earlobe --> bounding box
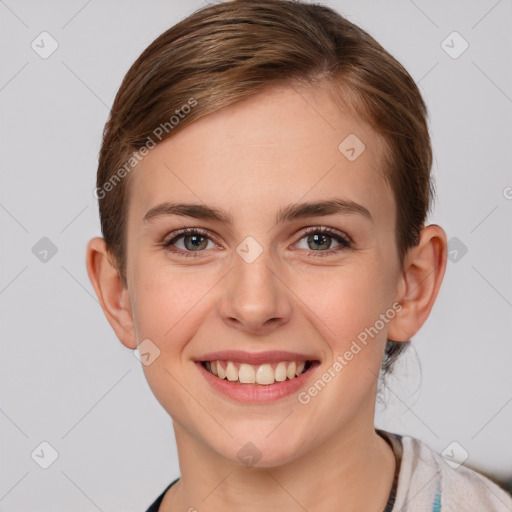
[85,237,137,349]
[387,224,447,342]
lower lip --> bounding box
[196,361,318,403]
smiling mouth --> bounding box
[200,359,318,385]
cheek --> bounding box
[293,262,391,345]
[130,255,219,348]
[131,263,218,409]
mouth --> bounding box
[197,352,320,386]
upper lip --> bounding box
[197,350,318,365]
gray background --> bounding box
[1,0,511,510]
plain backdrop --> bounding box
[1,0,511,510]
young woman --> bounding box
[86,1,512,510]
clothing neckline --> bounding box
[145,429,403,512]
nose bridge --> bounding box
[218,239,291,333]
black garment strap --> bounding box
[145,477,179,512]
[376,429,404,512]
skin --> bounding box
[86,83,447,511]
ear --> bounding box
[85,237,137,349]
[387,224,447,342]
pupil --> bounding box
[309,234,330,250]
[185,235,206,251]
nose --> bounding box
[217,249,292,336]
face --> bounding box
[124,83,403,466]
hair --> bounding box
[96,0,435,376]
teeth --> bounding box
[217,362,226,380]
[239,363,256,383]
[256,364,274,385]
[275,362,287,382]
[226,362,238,381]
[204,360,311,385]
[286,362,296,380]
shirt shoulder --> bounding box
[392,432,512,512]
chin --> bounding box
[215,434,308,469]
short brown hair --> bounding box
[96,0,434,374]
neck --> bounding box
[161,420,396,512]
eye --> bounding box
[162,228,217,258]
[294,227,352,257]
[161,226,352,258]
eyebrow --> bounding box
[142,198,374,225]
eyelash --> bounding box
[161,226,352,259]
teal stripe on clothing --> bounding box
[432,486,442,512]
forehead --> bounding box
[128,84,393,228]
